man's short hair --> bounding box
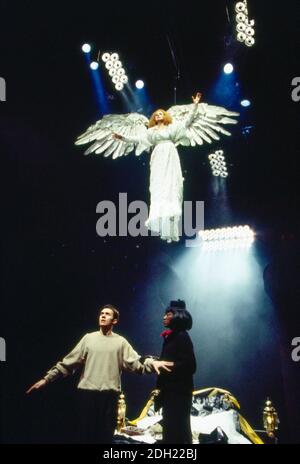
[165,299,193,331]
[99,304,119,321]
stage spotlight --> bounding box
[236,12,246,22]
[237,23,246,33]
[235,1,246,12]
[105,60,114,70]
[245,26,255,36]
[224,63,234,74]
[135,80,145,89]
[241,99,251,107]
[102,53,111,62]
[90,61,99,70]
[111,53,119,61]
[120,75,128,84]
[115,82,124,91]
[245,36,255,47]
[82,43,91,53]
[109,68,116,77]
[114,60,122,69]
[112,75,120,84]
[237,32,247,42]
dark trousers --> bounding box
[78,389,119,444]
[161,390,193,444]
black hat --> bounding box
[169,299,186,310]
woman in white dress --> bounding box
[76,93,238,243]
[114,93,202,242]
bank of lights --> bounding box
[199,226,255,251]
[235,1,255,47]
[101,52,128,92]
[208,150,228,178]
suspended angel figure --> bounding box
[76,93,239,242]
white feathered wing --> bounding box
[75,113,150,159]
[167,102,239,147]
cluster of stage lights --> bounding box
[235,1,255,47]
[208,150,228,178]
[101,52,128,91]
[199,226,255,251]
[81,45,128,91]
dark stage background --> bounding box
[1,0,300,443]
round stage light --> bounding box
[112,75,120,84]
[245,36,255,47]
[90,61,99,70]
[114,60,122,69]
[247,18,255,27]
[237,32,246,42]
[236,13,246,22]
[246,26,255,36]
[235,2,246,13]
[241,99,251,107]
[111,53,119,61]
[102,53,111,62]
[237,22,246,33]
[105,60,113,70]
[115,82,124,91]
[117,68,125,76]
[82,43,91,53]
[120,75,128,84]
[224,63,234,74]
[109,68,116,77]
[135,80,145,89]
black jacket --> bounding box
[157,330,196,393]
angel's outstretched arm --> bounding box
[168,95,239,147]
[113,132,151,146]
[184,92,202,128]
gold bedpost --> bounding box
[117,392,127,433]
[263,398,279,439]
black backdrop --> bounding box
[1,0,300,443]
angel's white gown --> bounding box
[145,126,185,242]
[127,105,198,242]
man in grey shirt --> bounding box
[27,304,173,443]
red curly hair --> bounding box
[148,109,173,128]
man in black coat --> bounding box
[156,299,197,444]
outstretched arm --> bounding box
[113,132,151,146]
[122,341,173,375]
[184,92,202,128]
[26,378,48,394]
[151,359,174,374]
[26,335,87,393]
[192,92,202,104]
